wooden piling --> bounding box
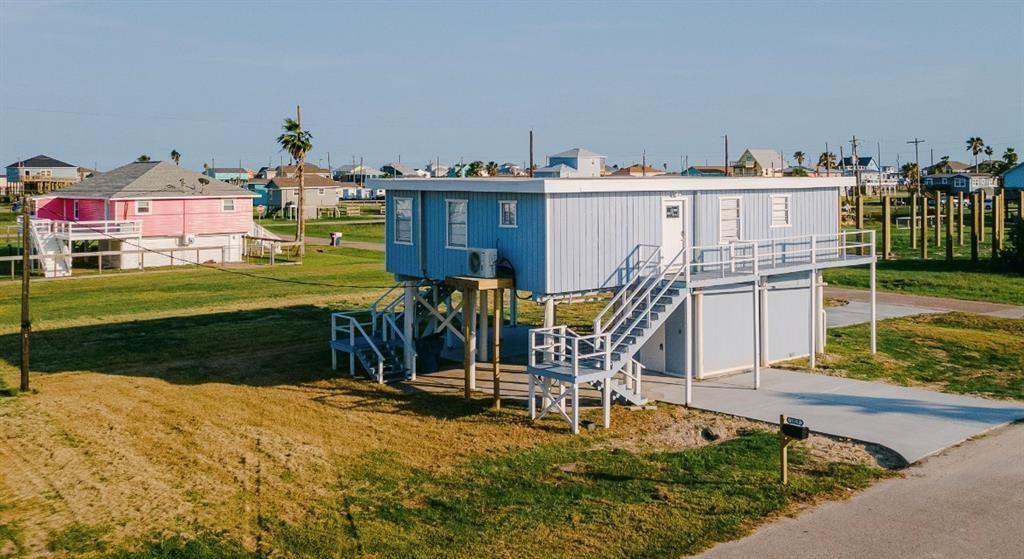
[971,191,980,264]
[910,192,918,249]
[945,193,954,262]
[921,192,929,259]
[957,192,965,246]
[882,194,891,260]
[492,288,502,410]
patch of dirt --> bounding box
[600,405,904,469]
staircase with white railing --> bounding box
[528,230,876,432]
[26,219,72,278]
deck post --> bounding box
[752,280,760,390]
[571,382,580,435]
[945,194,955,262]
[958,192,965,246]
[870,259,877,355]
[693,289,704,380]
[934,191,942,248]
[602,375,611,429]
[542,298,556,409]
[492,288,502,410]
[759,279,769,367]
[971,191,980,263]
[910,192,918,249]
[478,290,489,362]
[404,283,416,373]
[527,371,535,419]
[462,287,476,399]
[979,191,986,242]
[921,191,929,259]
[684,294,693,406]
[510,288,518,326]
[817,273,827,351]
[808,270,816,369]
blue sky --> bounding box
[2,1,1022,172]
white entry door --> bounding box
[661,198,687,264]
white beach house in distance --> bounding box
[333,148,877,433]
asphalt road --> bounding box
[699,422,1024,558]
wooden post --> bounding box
[920,192,929,259]
[945,193,954,262]
[957,192,965,246]
[779,414,789,486]
[971,191,980,264]
[20,193,31,392]
[462,288,475,400]
[478,290,489,362]
[1019,191,1023,219]
[910,192,918,249]
[934,191,942,248]
[492,288,502,410]
[979,191,986,242]
[882,194,891,260]
[992,191,1001,259]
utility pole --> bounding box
[723,135,729,176]
[20,178,31,392]
[528,129,534,177]
[907,138,925,250]
[296,104,305,255]
[642,149,646,177]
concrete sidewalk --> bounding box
[699,422,1024,559]
[645,368,1024,464]
[827,286,1024,319]
[826,300,939,328]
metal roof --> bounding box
[50,161,255,199]
[550,147,605,159]
[369,175,855,194]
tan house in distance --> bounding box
[266,174,343,217]
[732,149,785,177]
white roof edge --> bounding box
[367,176,855,194]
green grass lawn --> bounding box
[263,221,385,244]
[0,243,891,557]
[808,312,1024,400]
[825,195,1024,305]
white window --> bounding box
[446,199,468,249]
[770,195,790,227]
[317,188,325,196]
[499,200,517,228]
[719,197,741,243]
[222,198,235,212]
[135,200,151,214]
[73,200,80,220]
[394,197,413,245]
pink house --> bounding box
[33,161,256,275]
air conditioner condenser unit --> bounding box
[466,248,498,278]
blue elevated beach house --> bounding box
[332,148,877,433]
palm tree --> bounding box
[965,136,985,169]
[817,151,836,173]
[170,150,181,166]
[900,162,920,186]
[466,161,484,177]
[136,154,151,162]
[277,114,313,251]
[485,161,499,177]
[1004,147,1018,168]
[793,151,806,167]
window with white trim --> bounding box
[770,195,790,227]
[394,197,413,245]
[499,200,517,228]
[446,199,468,248]
[73,200,80,220]
[222,198,235,212]
[135,200,151,214]
[719,197,741,242]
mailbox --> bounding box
[782,422,809,440]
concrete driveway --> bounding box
[645,369,1024,464]
[826,301,940,328]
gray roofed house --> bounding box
[536,147,606,178]
[732,149,785,177]
[5,155,77,169]
[54,161,256,199]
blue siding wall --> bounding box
[385,190,547,293]
[546,192,692,295]
[388,185,839,297]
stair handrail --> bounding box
[593,244,662,336]
[331,311,386,364]
[607,246,691,356]
[381,311,417,378]
[528,325,611,374]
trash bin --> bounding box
[416,333,445,374]
[330,232,343,246]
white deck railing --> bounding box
[536,229,875,379]
[51,220,142,239]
